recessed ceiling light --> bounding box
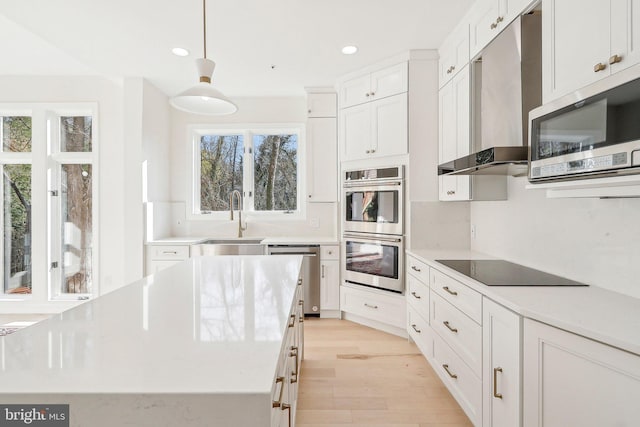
[342,45,358,55]
[172,47,190,57]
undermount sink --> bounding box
[199,238,264,245]
[191,238,266,256]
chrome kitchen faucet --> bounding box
[229,190,247,238]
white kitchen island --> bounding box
[0,255,304,427]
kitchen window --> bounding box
[189,125,304,219]
[0,105,97,302]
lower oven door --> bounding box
[343,233,404,293]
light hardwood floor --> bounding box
[297,318,473,427]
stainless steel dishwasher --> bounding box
[267,245,320,316]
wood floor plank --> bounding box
[297,318,472,426]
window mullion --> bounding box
[244,131,254,211]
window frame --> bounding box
[0,103,99,306]
[187,123,306,221]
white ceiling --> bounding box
[0,0,474,97]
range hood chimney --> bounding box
[438,12,542,176]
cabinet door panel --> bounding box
[611,0,640,74]
[483,298,521,427]
[371,93,408,158]
[340,75,370,108]
[307,118,337,202]
[320,260,340,311]
[523,319,640,427]
[340,104,370,161]
[543,0,610,101]
[370,62,408,100]
[307,93,336,118]
[470,0,500,58]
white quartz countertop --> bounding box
[407,249,640,356]
[261,237,339,245]
[0,255,303,394]
[147,237,339,246]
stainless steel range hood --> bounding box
[438,12,541,176]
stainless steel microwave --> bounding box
[529,65,640,183]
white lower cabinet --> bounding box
[320,245,340,316]
[432,332,483,426]
[341,284,406,330]
[407,305,432,357]
[483,298,521,427]
[523,319,640,427]
[145,245,190,275]
[271,281,304,427]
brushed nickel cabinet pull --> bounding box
[496,16,504,23]
[161,251,178,255]
[321,264,325,278]
[370,149,376,153]
[272,376,285,408]
[443,364,458,379]
[493,367,503,399]
[609,54,623,64]
[594,62,607,72]
[364,303,379,309]
[288,314,295,328]
[366,149,371,154]
[411,291,421,299]
[443,320,458,333]
[443,286,458,296]
[411,265,421,272]
[490,21,498,29]
[411,324,421,333]
[366,92,371,97]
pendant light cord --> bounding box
[202,0,207,59]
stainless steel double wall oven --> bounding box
[343,166,404,294]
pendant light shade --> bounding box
[170,0,237,115]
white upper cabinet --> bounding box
[543,0,640,103]
[340,92,407,162]
[438,65,471,201]
[307,92,337,118]
[439,19,470,88]
[339,62,408,109]
[306,117,337,202]
[470,0,535,58]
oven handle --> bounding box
[343,233,402,244]
[343,180,402,188]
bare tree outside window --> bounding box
[1,116,32,294]
[200,135,244,211]
[254,134,297,211]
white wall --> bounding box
[471,176,640,298]
[0,76,130,311]
[168,97,337,239]
[123,78,171,281]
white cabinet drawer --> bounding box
[148,245,190,260]
[432,332,482,426]
[320,245,339,260]
[431,291,482,376]
[430,268,482,324]
[406,254,429,283]
[407,305,432,358]
[406,274,430,318]
[341,285,406,329]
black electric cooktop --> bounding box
[435,260,588,287]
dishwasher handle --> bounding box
[269,252,317,257]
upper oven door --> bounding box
[343,182,403,235]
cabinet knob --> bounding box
[370,91,375,96]
[308,109,311,114]
[496,15,504,23]
[594,62,607,72]
[366,92,371,97]
[370,149,376,153]
[366,149,371,154]
[609,54,623,65]
[308,194,312,198]
[328,250,332,255]
[490,21,498,30]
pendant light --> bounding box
[170,0,237,115]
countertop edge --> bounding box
[407,249,640,357]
